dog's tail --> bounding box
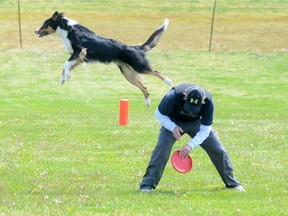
[137,18,169,52]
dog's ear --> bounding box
[59,12,64,18]
[52,11,59,20]
[52,11,64,20]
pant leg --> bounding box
[200,129,240,187]
[140,126,176,189]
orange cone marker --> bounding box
[119,99,129,126]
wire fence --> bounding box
[16,0,216,51]
[2,0,288,51]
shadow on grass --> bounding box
[132,187,225,196]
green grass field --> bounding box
[0,0,287,215]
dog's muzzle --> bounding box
[35,28,48,37]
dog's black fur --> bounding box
[35,11,173,107]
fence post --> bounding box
[18,0,22,48]
[209,0,217,51]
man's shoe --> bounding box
[140,186,153,192]
[226,185,245,192]
[235,185,245,192]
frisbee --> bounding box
[171,150,192,174]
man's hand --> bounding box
[173,126,183,140]
[179,144,192,158]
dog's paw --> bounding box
[60,73,71,85]
[64,72,71,81]
[164,78,173,86]
[145,97,151,108]
[60,76,66,85]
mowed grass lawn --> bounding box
[0,0,287,215]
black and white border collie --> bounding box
[35,11,173,107]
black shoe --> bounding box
[226,185,245,192]
[140,186,153,192]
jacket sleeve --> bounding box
[188,124,212,149]
[155,108,177,132]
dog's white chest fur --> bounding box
[55,27,73,54]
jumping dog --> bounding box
[35,11,173,107]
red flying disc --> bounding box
[171,150,192,174]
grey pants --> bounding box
[140,120,240,189]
